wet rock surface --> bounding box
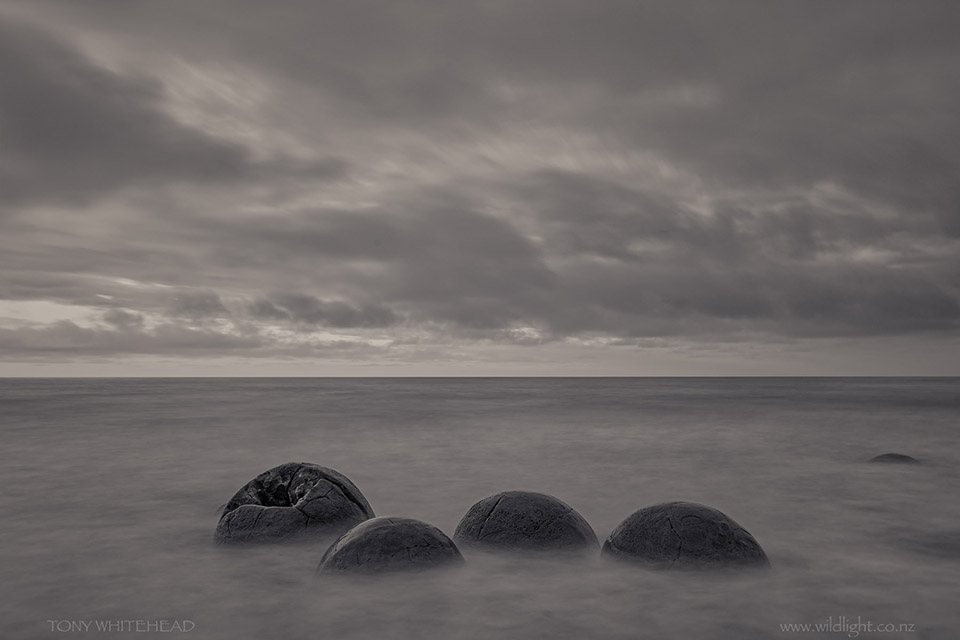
[869,453,920,464]
[215,462,374,544]
[602,501,769,570]
[453,491,599,552]
[317,517,464,575]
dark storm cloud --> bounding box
[168,290,229,319]
[254,294,400,329]
[52,0,955,230]
[247,299,289,321]
[199,196,557,329]
[20,1,959,211]
[101,309,144,331]
[506,170,959,338]
[1,1,959,365]
[0,19,239,208]
[0,17,346,211]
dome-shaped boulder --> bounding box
[602,501,769,570]
[317,517,464,575]
[453,491,598,553]
[869,453,920,464]
[215,462,374,544]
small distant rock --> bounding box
[317,517,464,575]
[453,491,598,552]
[868,453,920,464]
[215,462,374,544]
[602,501,769,570]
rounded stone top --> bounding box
[317,517,464,575]
[453,490,599,553]
[215,462,374,544]
[868,453,920,464]
[602,501,769,570]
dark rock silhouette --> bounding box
[317,517,464,575]
[602,501,769,570]
[215,462,374,544]
[869,453,920,464]
[453,491,598,552]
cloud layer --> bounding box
[1,1,958,372]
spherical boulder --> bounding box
[869,453,920,464]
[317,517,464,575]
[602,501,769,570]
[215,462,374,544]
[453,491,598,553]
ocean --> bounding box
[1,378,958,639]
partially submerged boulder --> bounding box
[869,453,920,464]
[602,501,769,570]
[215,462,374,544]
[317,517,464,575]
[453,491,598,553]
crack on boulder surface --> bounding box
[319,518,463,575]
[667,517,683,568]
[299,484,339,514]
[284,464,305,506]
[526,506,573,536]
[318,472,371,517]
[217,463,373,544]
[532,511,569,539]
[603,502,769,570]
[248,507,266,541]
[477,495,507,540]
[389,542,436,560]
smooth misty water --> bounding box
[1,378,958,639]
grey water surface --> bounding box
[2,378,958,639]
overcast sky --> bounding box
[1,1,958,375]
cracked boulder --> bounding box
[453,491,599,553]
[215,462,374,544]
[602,502,769,570]
[869,453,920,464]
[317,517,464,575]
